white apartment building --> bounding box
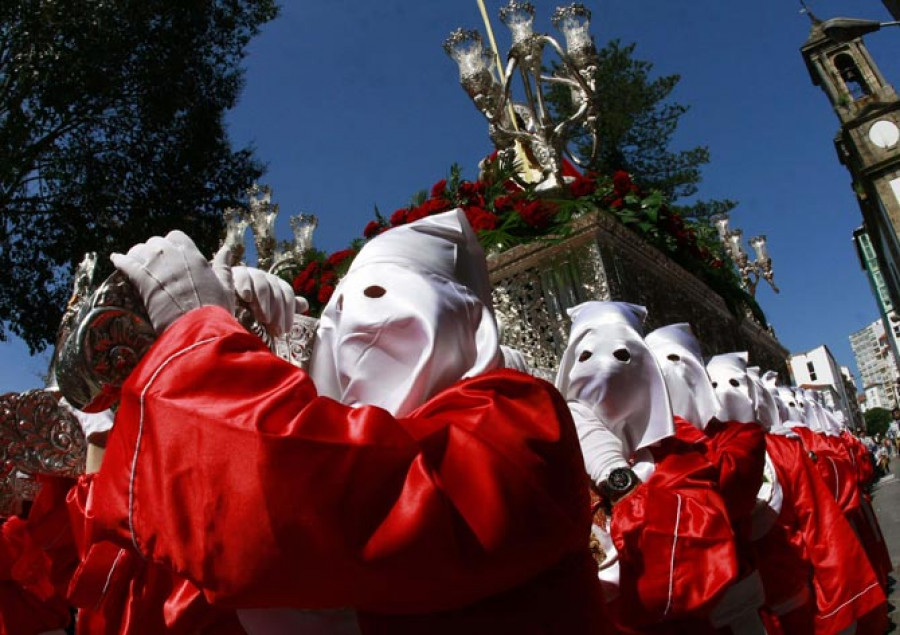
[850,319,900,411]
[789,345,857,425]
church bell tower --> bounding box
[802,17,900,308]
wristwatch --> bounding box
[600,467,640,503]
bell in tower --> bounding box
[801,11,900,311]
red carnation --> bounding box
[405,207,430,223]
[320,269,337,285]
[390,208,409,226]
[612,170,633,196]
[608,198,624,210]
[464,206,499,232]
[493,195,516,212]
[431,179,447,199]
[517,200,557,229]
[327,249,356,267]
[459,181,486,207]
[363,220,382,239]
[293,261,320,296]
[569,174,596,198]
[415,197,451,219]
[318,284,335,305]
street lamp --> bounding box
[709,213,780,297]
[821,17,900,43]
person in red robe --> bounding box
[75,211,607,634]
[751,377,888,633]
[555,302,739,633]
[645,328,770,634]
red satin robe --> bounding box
[673,417,776,634]
[0,514,71,635]
[675,418,766,547]
[84,306,607,634]
[756,434,886,634]
[604,431,740,633]
[791,426,890,589]
[66,474,247,635]
[827,434,892,589]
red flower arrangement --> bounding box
[291,246,359,316]
[287,158,743,319]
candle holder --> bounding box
[709,213,779,297]
[444,2,600,191]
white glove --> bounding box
[233,266,308,336]
[61,397,114,443]
[568,401,629,487]
[111,230,235,334]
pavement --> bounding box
[871,457,900,627]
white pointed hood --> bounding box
[309,209,501,416]
[776,387,807,427]
[747,367,779,431]
[645,323,720,430]
[556,301,674,460]
[706,352,757,425]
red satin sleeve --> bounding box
[703,419,766,533]
[611,440,738,626]
[67,474,247,635]
[764,435,885,632]
[90,306,590,614]
[846,435,874,488]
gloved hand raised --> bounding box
[568,401,630,488]
[111,230,235,334]
[232,266,308,336]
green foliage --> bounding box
[0,0,278,352]
[864,407,893,437]
[546,40,735,222]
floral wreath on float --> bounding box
[289,155,763,325]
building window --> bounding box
[834,53,871,100]
[807,360,817,381]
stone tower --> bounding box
[802,17,900,308]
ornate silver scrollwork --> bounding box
[55,271,157,412]
[274,314,319,370]
[0,390,86,478]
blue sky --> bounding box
[2,0,900,393]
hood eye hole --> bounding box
[729,378,739,388]
[578,350,592,362]
[336,294,344,311]
[667,353,680,362]
[711,381,718,388]
[613,348,631,363]
[789,402,796,407]
[364,285,386,298]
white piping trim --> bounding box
[97,548,127,608]
[128,336,221,552]
[816,581,880,620]
[827,457,840,501]
[663,493,683,617]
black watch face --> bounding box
[608,468,634,492]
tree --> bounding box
[547,40,735,222]
[1,0,278,352]
[863,407,892,437]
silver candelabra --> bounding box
[444,2,600,191]
[710,213,779,297]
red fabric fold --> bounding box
[759,434,886,634]
[86,306,604,631]
[606,435,739,631]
